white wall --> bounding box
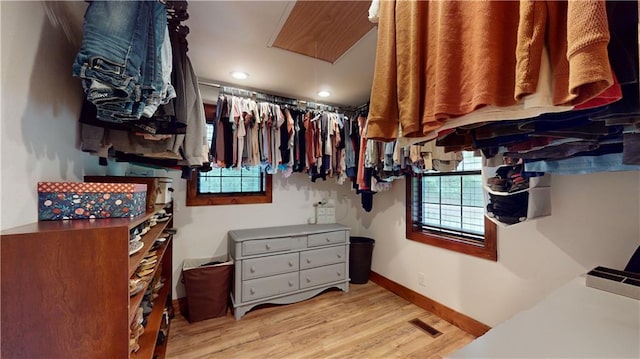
[341,171,640,327]
[3,1,639,329]
[165,162,639,327]
[0,1,103,230]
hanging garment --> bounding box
[396,45,575,149]
[73,1,168,122]
[178,55,209,167]
[367,1,521,141]
[524,151,640,174]
[247,100,261,166]
[304,111,316,171]
[368,1,614,143]
[516,0,613,106]
[368,0,380,23]
[171,23,191,128]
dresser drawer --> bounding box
[242,272,299,302]
[307,231,347,247]
[243,253,299,280]
[242,236,304,256]
[300,263,346,289]
[300,246,346,270]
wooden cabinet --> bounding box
[1,205,174,359]
[228,224,350,320]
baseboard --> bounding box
[173,298,186,316]
[369,271,491,337]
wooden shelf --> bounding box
[129,220,170,278]
[152,324,171,359]
[131,280,172,359]
[128,238,172,326]
[1,205,174,359]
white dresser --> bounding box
[228,224,350,320]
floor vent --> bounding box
[409,318,443,338]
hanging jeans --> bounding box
[72,0,166,122]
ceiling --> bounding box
[271,1,375,64]
[54,1,378,109]
[186,1,377,108]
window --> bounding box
[406,151,497,261]
[198,166,265,193]
[186,118,272,206]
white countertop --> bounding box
[448,276,640,358]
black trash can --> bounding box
[349,237,375,284]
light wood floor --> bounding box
[166,282,475,358]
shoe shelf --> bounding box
[0,204,174,359]
[483,172,551,196]
[129,205,174,359]
[128,235,172,326]
[152,323,171,359]
[131,272,172,359]
[483,163,552,227]
[128,219,170,278]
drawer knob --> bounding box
[250,288,255,295]
[337,272,341,277]
[250,266,256,273]
[289,261,294,266]
[306,258,311,264]
[325,237,331,242]
[306,277,311,283]
[266,244,271,250]
[337,253,342,258]
[288,280,294,287]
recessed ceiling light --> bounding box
[317,90,331,98]
[230,71,249,80]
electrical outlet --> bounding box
[418,272,426,287]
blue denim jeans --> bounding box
[140,1,167,111]
[73,1,166,122]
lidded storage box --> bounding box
[84,176,173,211]
[37,181,147,220]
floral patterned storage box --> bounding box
[38,182,147,220]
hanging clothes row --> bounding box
[209,94,355,183]
[75,0,210,178]
[367,1,613,141]
[360,0,640,181]
[357,0,640,217]
[365,0,640,175]
[205,94,406,212]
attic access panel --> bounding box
[271,1,375,64]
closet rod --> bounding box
[197,79,343,113]
[355,102,369,111]
[198,80,221,89]
[198,80,287,101]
